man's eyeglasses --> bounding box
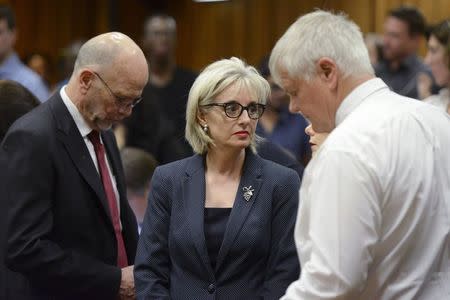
[201,102,266,120]
[92,71,142,109]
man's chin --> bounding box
[94,120,114,131]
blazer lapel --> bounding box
[50,95,112,223]
[215,150,263,272]
[182,155,215,278]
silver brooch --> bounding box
[242,186,254,201]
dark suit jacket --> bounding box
[0,93,138,300]
[134,150,300,300]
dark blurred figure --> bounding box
[375,5,435,99]
[121,147,158,234]
[0,80,40,141]
[0,80,39,300]
[0,5,49,101]
[256,56,311,165]
[124,13,197,162]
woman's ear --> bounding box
[197,109,207,126]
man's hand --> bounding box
[119,265,135,300]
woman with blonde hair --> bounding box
[134,57,300,299]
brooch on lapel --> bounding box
[242,186,254,201]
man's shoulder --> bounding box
[8,100,53,133]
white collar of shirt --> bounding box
[335,78,388,126]
[60,85,93,138]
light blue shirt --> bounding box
[0,52,50,102]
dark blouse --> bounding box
[204,208,232,270]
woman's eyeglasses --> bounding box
[201,102,265,120]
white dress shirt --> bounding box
[283,78,450,300]
[60,87,121,217]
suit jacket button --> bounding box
[207,283,215,294]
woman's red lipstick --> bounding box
[234,131,249,136]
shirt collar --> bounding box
[335,78,388,126]
[60,86,93,138]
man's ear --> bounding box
[316,57,338,89]
[78,70,94,94]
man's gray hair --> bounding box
[269,10,374,84]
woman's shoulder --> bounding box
[154,154,203,177]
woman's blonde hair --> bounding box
[185,57,270,154]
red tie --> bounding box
[88,130,128,268]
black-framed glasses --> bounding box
[201,101,266,120]
[92,71,142,109]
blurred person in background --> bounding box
[24,52,52,90]
[124,13,197,162]
[256,56,311,165]
[0,5,50,101]
[121,147,158,234]
[375,5,434,99]
[420,19,450,113]
[304,124,329,158]
[0,80,40,142]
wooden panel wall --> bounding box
[2,0,449,83]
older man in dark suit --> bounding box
[1,32,148,300]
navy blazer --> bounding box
[0,93,138,300]
[134,150,300,300]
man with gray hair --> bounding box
[1,32,148,299]
[270,10,450,299]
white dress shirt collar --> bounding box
[60,86,93,137]
[335,78,388,126]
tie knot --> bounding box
[87,130,101,147]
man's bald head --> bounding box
[66,32,148,132]
[73,32,146,74]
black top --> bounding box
[124,67,197,163]
[204,208,232,270]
